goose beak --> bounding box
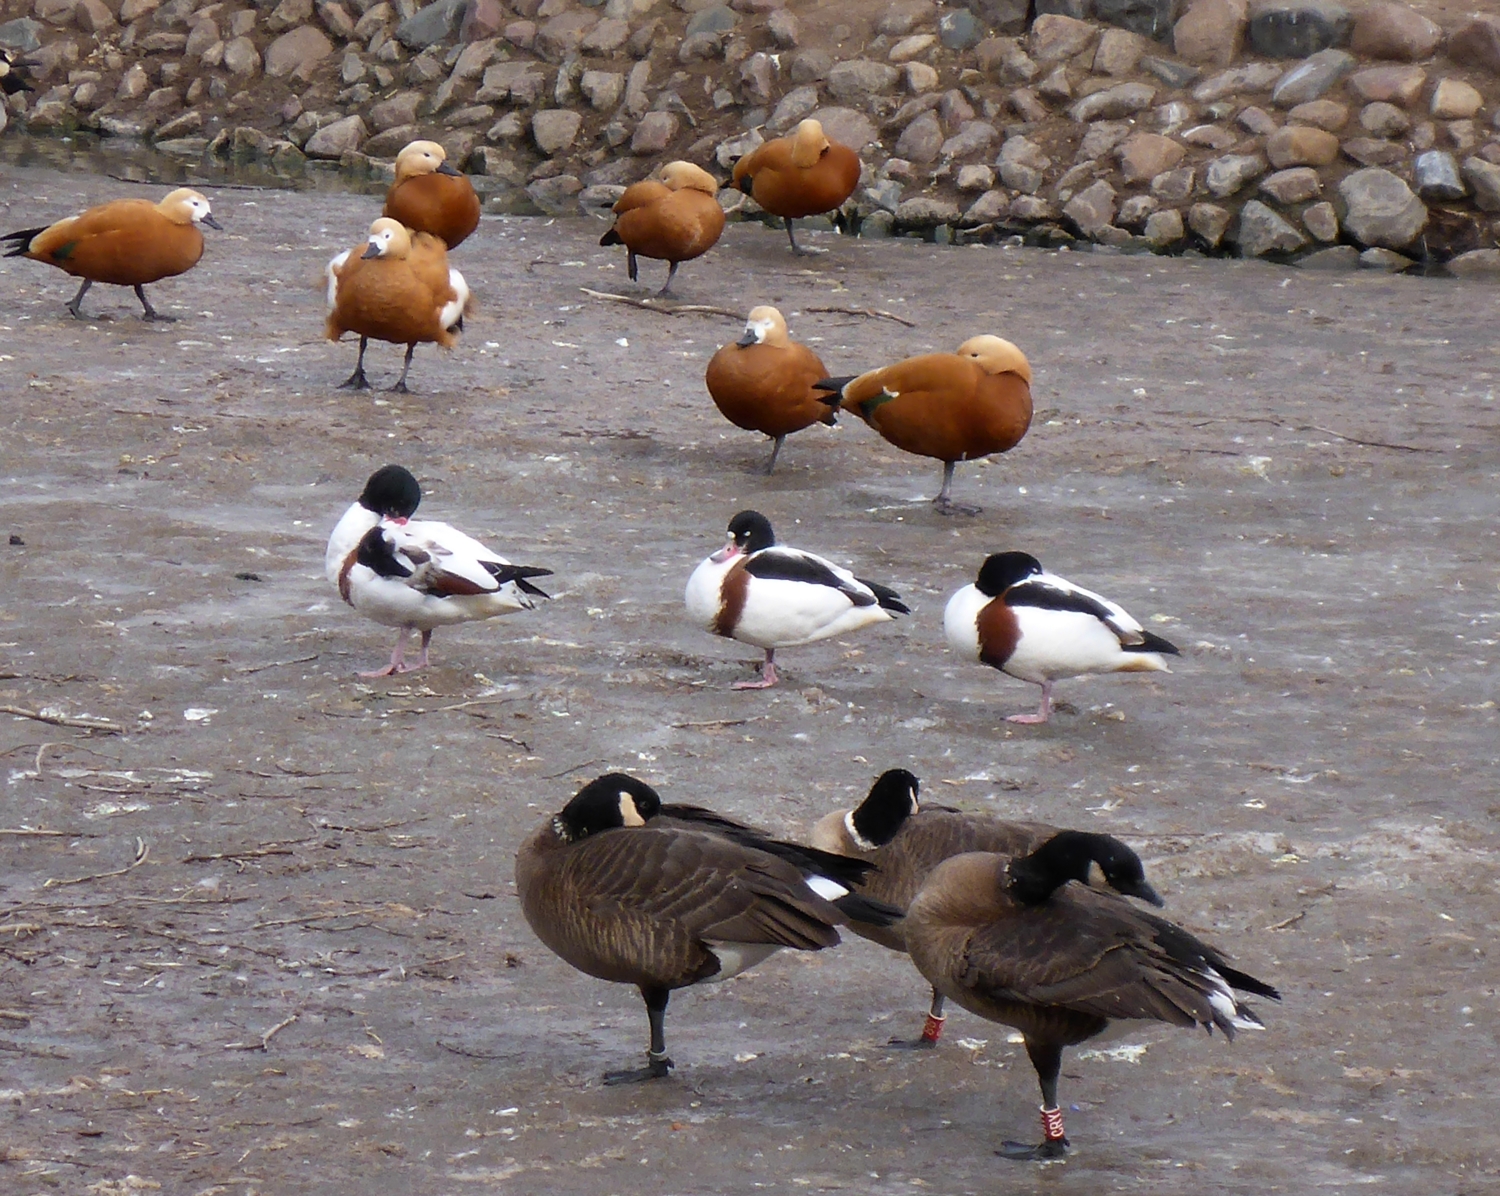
[438,162,462,176]
[736,328,757,347]
[362,241,382,259]
[1121,879,1165,907]
[201,213,223,231]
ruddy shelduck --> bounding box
[730,119,862,255]
[599,161,725,295]
[2,187,221,321]
[816,335,1034,515]
[704,306,833,474]
[325,217,469,392]
[943,551,1179,724]
[684,510,908,689]
[382,140,480,250]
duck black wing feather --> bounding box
[856,577,910,614]
[743,549,878,607]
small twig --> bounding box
[0,1009,31,1023]
[436,1038,511,1060]
[43,838,149,888]
[0,705,123,733]
[0,828,67,837]
[803,304,917,328]
[1304,424,1440,454]
[435,696,523,714]
[1265,910,1307,931]
[670,716,768,729]
[579,287,742,319]
[235,654,319,675]
[540,758,604,781]
[182,840,310,865]
[225,1012,299,1052]
[252,906,383,930]
[0,923,42,937]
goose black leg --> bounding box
[933,461,981,517]
[627,249,639,282]
[784,217,807,256]
[339,336,371,390]
[888,989,945,1050]
[66,278,92,320]
[135,284,175,321]
[388,344,416,394]
[764,434,785,475]
[999,1039,1070,1161]
[657,261,679,297]
[604,985,674,1085]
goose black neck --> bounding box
[1007,831,1154,907]
[850,769,920,847]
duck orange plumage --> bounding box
[816,336,1033,515]
[730,119,862,255]
[2,187,221,321]
[704,306,834,474]
[325,217,470,393]
[599,161,725,295]
[382,140,481,250]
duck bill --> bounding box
[736,329,758,347]
[709,542,741,565]
[361,241,382,259]
[201,214,224,231]
[437,162,462,176]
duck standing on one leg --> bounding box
[944,551,1179,724]
[598,161,725,296]
[325,218,469,393]
[2,188,221,321]
[704,305,834,474]
[815,336,1032,516]
[729,119,862,256]
[684,510,908,689]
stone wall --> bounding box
[3,0,1500,273]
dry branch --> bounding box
[579,287,741,319]
[225,1012,299,1051]
[0,705,122,733]
[43,838,149,888]
[236,654,320,675]
[803,304,917,327]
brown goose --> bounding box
[903,832,1280,1160]
[811,770,1161,1048]
[515,773,882,1084]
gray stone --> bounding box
[222,36,261,75]
[1270,47,1352,106]
[526,174,583,214]
[1431,79,1482,122]
[1300,244,1358,268]
[1461,156,1500,212]
[1155,100,1193,132]
[1188,200,1231,245]
[686,3,736,35]
[1173,0,1244,67]
[1359,101,1409,139]
[581,69,624,110]
[1238,105,1277,135]
[965,0,1030,35]
[304,113,366,158]
[1184,123,1236,148]
[896,110,943,162]
[1446,249,1500,278]
[1029,13,1099,63]
[860,209,896,237]
[962,187,1012,223]
[0,17,43,53]
[1259,166,1320,202]
[768,9,798,46]
[1347,64,1425,107]
[1205,152,1266,196]
[811,106,877,152]
[1093,27,1149,74]
[532,107,581,154]
[827,59,899,101]
[1302,199,1339,239]
[1000,160,1044,192]
[958,163,997,191]
[1191,62,1283,102]
[1351,2,1441,62]
[1248,0,1351,59]
[1144,206,1184,244]
[1000,133,1052,169]
[1094,0,1181,40]
[788,49,831,84]
[1447,15,1500,76]
[1068,81,1156,121]
[1010,194,1059,220]
[1117,193,1159,226]
[1236,199,1305,254]
[1359,246,1412,270]
[1035,0,1093,19]
[1152,165,1195,200]
[1009,87,1050,121]
[1140,55,1200,88]
[475,62,542,103]
[938,8,981,49]
[395,0,465,48]
[1289,99,1348,130]
[369,91,421,131]
[1063,178,1117,235]
[362,125,421,158]
[895,196,962,226]
[631,110,677,154]
[264,27,333,78]
[769,84,819,129]
[1338,166,1426,248]
[1341,137,1405,167]
[1078,120,1133,160]
[1036,64,1072,101]
[942,120,998,158]
[878,0,937,36]
[863,178,904,212]
[581,16,631,53]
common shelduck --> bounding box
[599,161,725,296]
[325,217,469,392]
[704,305,834,474]
[684,510,908,689]
[810,769,1161,1048]
[815,335,1033,515]
[383,140,481,250]
[2,188,221,321]
[514,772,885,1084]
[325,465,551,676]
[903,833,1278,1160]
[729,119,862,255]
[944,552,1179,723]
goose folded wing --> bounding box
[1005,577,1146,645]
[659,802,876,889]
[744,549,876,606]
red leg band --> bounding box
[1040,1105,1066,1142]
[921,1013,945,1043]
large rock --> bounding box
[942,120,998,158]
[221,35,260,75]
[1069,81,1155,121]
[811,106,878,152]
[1093,27,1149,74]
[1430,79,1482,121]
[827,58,899,100]
[1340,137,1406,166]
[963,0,1030,36]
[581,70,624,110]
[1205,151,1266,195]
[938,8,983,49]
[0,17,43,53]
[1259,165,1320,201]
[1351,2,1440,61]
[1347,64,1424,107]
[1078,120,1134,159]
[395,0,466,49]
[1447,249,1500,278]
[369,91,421,131]
[263,27,332,79]
[536,11,597,60]
[1188,201,1231,245]
[1063,179,1117,235]
[1094,0,1182,40]
[631,110,678,154]
[1303,200,1338,239]
[1462,156,1500,211]
[1289,98,1348,129]
[1247,0,1350,58]
[581,17,630,54]
[1413,150,1465,200]
[1338,167,1425,247]
[1191,61,1282,101]
[686,4,737,36]
[532,108,581,154]
[895,196,962,226]
[1236,199,1305,254]
[267,0,312,34]
[1359,101,1409,137]
[1267,125,1338,166]
[1029,14,1099,63]
[1117,132,1185,180]
[895,110,943,161]
[1173,0,1245,66]
[1446,15,1500,76]
[1144,207,1184,245]
[1152,165,1195,199]
[769,84,819,129]
[1270,47,1352,106]
[304,114,366,158]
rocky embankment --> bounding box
[3,0,1500,272]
